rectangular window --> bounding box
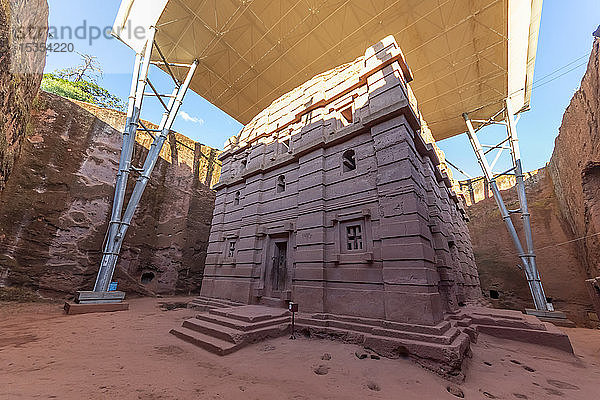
[346,225,363,251]
[228,241,236,257]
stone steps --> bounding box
[307,313,452,335]
[170,327,238,355]
[187,296,244,311]
[446,306,574,353]
[196,313,290,332]
[258,296,287,308]
[170,304,291,355]
[182,318,240,343]
[209,305,289,323]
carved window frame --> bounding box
[221,231,239,265]
[331,209,373,263]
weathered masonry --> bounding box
[200,36,480,325]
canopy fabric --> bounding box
[113,0,542,141]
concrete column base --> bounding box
[64,301,129,315]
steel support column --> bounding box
[504,99,547,310]
[463,104,548,311]
[93,27,156,292]
[92,28,198,292]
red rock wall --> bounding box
[0,0,48,190]
[0,91,219,298]
[466,168,593,325]
[548,38,600,281]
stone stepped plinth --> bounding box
[171,301,574,381]
[257,296,288,308]
[170,305,290,355]
[295,313,471,378]
[447,307,574,353]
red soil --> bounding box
[1,297,599,399]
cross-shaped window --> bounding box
[346,225,363,251]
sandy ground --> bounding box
[1,297,599,399]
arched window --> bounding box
[342,149,356,172]
[277,175,286,193]
[234,191,240,206]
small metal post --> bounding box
[289,302,298,339]
[290,312,296,339]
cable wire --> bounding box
[536,232,600,251]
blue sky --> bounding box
[43,1,600,174]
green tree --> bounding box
[41,53,126,111]
[54,53,103,83]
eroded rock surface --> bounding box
[549,37,600,281]
[466,168,592,325]
[0,91,219,297]
[0,0,48,190]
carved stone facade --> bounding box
[201,36,480,325]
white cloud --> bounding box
[180,111,204,125]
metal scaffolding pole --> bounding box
[504,99,548,310]
[90,28,198,295]
[93,27,156,292]
[463,104,549,311]
[104,61,198,274]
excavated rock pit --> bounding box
[465,167,592,326]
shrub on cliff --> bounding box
[41,53,125,111]
[41,73,125,111]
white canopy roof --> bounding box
[113,0,542,141]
